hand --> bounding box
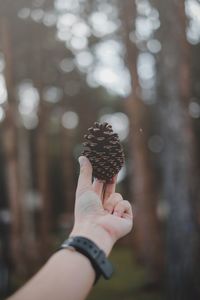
[70,156,133,256]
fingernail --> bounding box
[78,156,86,167]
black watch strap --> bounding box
[59,236,113,284]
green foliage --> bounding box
[88,247,163,300]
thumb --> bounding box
[76,156,93,197]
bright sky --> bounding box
[0,0,200,125]
[15,0,200,98]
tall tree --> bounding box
[155,0,200,298]
[60,102,76,213]
[31,22,52,260]
[0,17,23,274]
[121,0,163,283]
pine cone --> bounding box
[81,122,125,182]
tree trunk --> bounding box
[0,17,24,274]
[2,106,23,273]
[122,0,163,282]
[61,131,75,211]
[60,103,76,214]
[18,125,38,272]
[36,103,52,260]
[31,23,52,261]
[156,0,200,298]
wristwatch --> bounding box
[58,236,114,284]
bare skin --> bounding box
[8,156,133,300]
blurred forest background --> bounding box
[0,0,200,299]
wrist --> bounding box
[70,222,114,256]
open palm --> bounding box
[71,156,133,255]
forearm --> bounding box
[8,249,95,300]
[8,223,114,300]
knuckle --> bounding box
[123,200,131,207]
[115,202,123,211]
[113,193,123,201]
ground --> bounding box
[88,247,163,300]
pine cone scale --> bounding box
[81,122,125,182]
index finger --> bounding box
[76,156,93,197]
[103,174,118,203]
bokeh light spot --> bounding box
[100,112,129,141]
[148,135,164,153]
[62,111,79,129]
[189,101,200,118]
[0,106,5,122]
[43,86,63,103]
[0,74,8,104]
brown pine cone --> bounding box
[81,121,125,182]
